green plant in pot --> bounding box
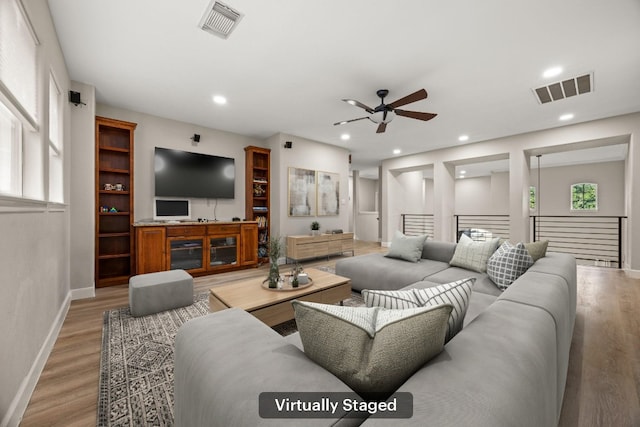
[311,221,320,235]
[267,236,282,288]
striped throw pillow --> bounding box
[362,277,475,343]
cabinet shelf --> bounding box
[99,232,130,238]
[99,190,130,195]
[99,167,130,174]
[98,253,131,260]
[99,146,130,153]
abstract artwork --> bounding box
[317,171,340,216]
[288,167,316,216]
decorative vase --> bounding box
[268,262,279,288]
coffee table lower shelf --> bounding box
[209,268,352,327]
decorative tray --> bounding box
[261,277,313,291]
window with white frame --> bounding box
[0,102,22,196]
[48,72,63,202]
[0,0,39,200]
[571,183,598,211]
[529,186,536,211]
[0,0,39,125]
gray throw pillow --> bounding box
[385,230,427,263]
[487,241,534,290]
[292,301,451,398]
[362,277,475,343]
[525,240,548,262]
[449,234,500,273]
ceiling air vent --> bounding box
[533,72,593,104]
[199,1,243,39]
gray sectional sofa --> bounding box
[174,239,576,427]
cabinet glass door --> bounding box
[169,238,204,271]
[209,236,238,267]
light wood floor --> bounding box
[20,241,640,426]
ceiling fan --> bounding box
[333,88,437,133]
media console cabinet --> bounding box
[286,232,354,262]
[134,221,259,276]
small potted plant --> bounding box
[310,221,320,236]
[267,236,282,288]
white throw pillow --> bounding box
[449,234,500,273]
[362,277,475,343]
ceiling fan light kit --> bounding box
[335,88,437,133]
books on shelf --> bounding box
[255,216,268,228]
[253,206,268,212]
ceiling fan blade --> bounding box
[388,89,428,109]
[394,109,438,121]
[376,122,387,133]
[342,99,374,113]
[333,116,369,126]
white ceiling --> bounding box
[47,0,640,178]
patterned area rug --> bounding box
[97,293,210,426]
[97,280,362,426]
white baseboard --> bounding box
[71,285,95,300]
[1,292,71,427]
[623,268,640,279]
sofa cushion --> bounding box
[292,301,451,398]
[425,267,501,296]
[362,277,475,343]
[487,241,534,290]
[335,253,450,292]
[174,308,360,427]
[421,239,457,263]
[363,300,559,427]
[385,231,427,262]
[449,234,500,273]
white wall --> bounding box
[270,133,350,239]
[69,82,96,296]
[381,113,640,268]
[535,161,625,216]
[358,178,378,211]
[95,104,264,222]
[0,1,72,425]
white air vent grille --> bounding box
[533,73,593,104]
[199,1,243,39]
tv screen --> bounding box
[153,198,191,221]
[154,147,235,199]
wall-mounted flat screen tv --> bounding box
[154,147,235,199]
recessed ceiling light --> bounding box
[458,135,469,142]
[460,170,466,174]
[213,95,227,105]
[340,133,350,141]
[543,66,563,79]
[559,113,574,121]
[393,149,401,155]
[459,175,465,179]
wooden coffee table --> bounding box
[209,268,351,326]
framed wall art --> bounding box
[288,167,316,216]
[317,171,340,216]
